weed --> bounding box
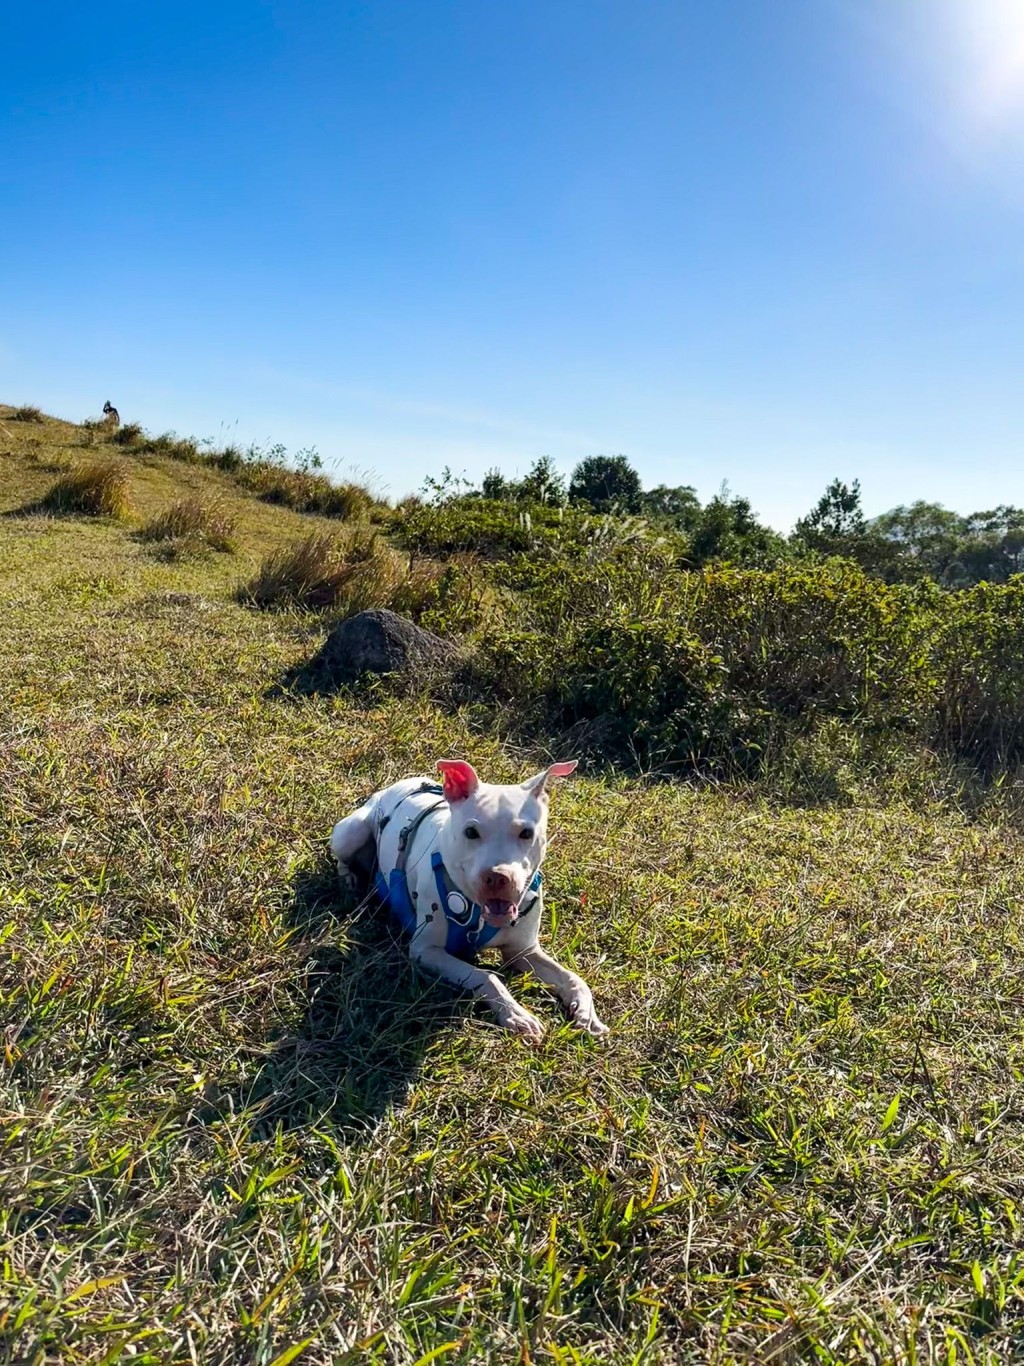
[10,404,44,422]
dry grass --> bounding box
[140,496,237,555]
[40,459,133,518]
[240,529,444,617]
[10,404,45,422]
[111,421,146,447]
[236,461,375,519]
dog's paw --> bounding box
[498,1002,546,1044]
[569,1000,610,1037]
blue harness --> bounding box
[373,784,542,961]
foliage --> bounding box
[877,500,1024,586]
[40,460,133,518]
[638,482,701,531]
[687,492,787,567]
[10,404,44,422]
[568,453,643,512]
[932,577,1024,767]
[481,455,568,507]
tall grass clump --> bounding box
[40,460,132,519]
[10,404,44,423]
[139,497,236,556]
[240,529,486,629]
[241,531,377,610]
[111,422,145,448]
[236,462,374,519]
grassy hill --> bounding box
[2,406,1023,1364]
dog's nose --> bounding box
[482,868,514,895]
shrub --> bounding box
[472,559,953,774]
[10,405,44,423]
[41,461,132,518]
[140,498,236,555]
[932,577,1024,768]
[690,562,937,726]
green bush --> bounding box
[469,557,1021,776]
[932,578,1024,768]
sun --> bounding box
[945,0,1024,123]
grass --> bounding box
[9,404,45,423]
[40,459,133,518]
[140,496,237,556]
[1,407,1024,1364]
[242,528,451,619]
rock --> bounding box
[313,608,460,687]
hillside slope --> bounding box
[2,407,1023,1364]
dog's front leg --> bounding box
[505,946,608,1036]
[410,941,546,1042]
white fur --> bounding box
[330,763,608,1041]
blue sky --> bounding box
[3,0,1024,528]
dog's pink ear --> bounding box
[523,759,578,797]
[437,759,480,802]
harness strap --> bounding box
[394,786,445,876]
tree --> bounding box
[795,479,867,543]
[568,455,643,513]
[871,501,964,582]
[481,468,511,501]
[517,455,567,507]
[688,494,786,567]
[639,484,701,532]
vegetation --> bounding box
[40,459,133,518]
[9,403,45,422]
[140,496,237,556]
[2,406,1024,1363]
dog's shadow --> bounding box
[236,861,467,1139]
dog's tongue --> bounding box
[483,898,517,924]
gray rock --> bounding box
[314,608,459,687]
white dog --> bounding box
[330,759,608,1041]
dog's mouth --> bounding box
[482,897,519,926]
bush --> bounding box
[10,405,44,423]
[139,498,236,555]
[471,559,955,773]
[41,461,132,518]
[932,577,1024,768]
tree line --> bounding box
[470,454,1024,587]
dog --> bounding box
[102,400,120,429]
[330,759,608,1041]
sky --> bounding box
[3,0,1024,530]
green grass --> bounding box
[2,409,1024,1364]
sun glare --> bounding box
[945,0,1024,123]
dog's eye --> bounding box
[519,827,534,841]
[464,826,481,840]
